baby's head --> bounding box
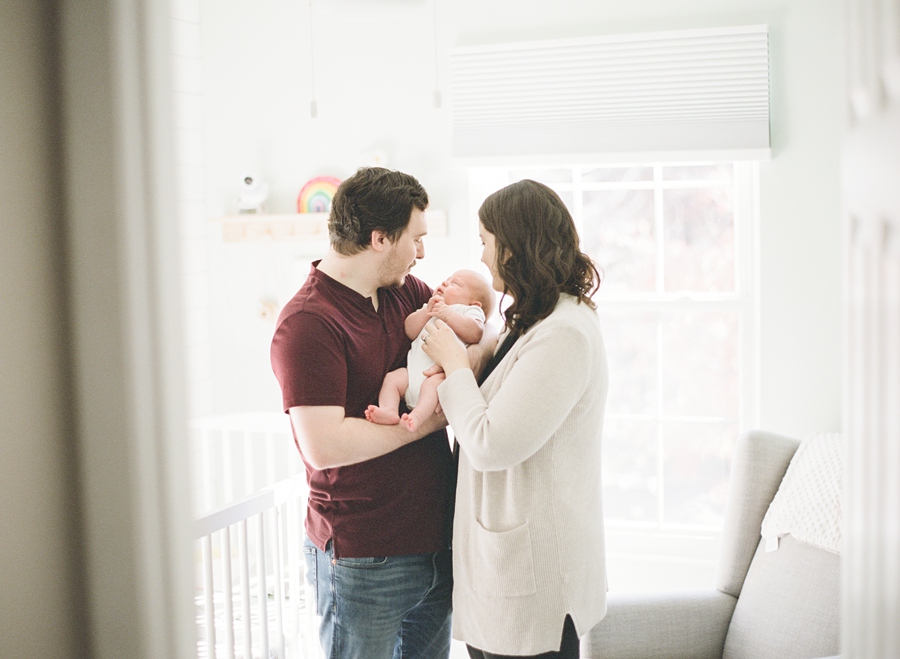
[436,269,496,319]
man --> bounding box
[271,167,495,659]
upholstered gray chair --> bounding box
[583,430,841,659]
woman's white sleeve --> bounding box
[438,321,592,471]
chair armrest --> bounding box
[581,590,737,659]
[716,430,800,597]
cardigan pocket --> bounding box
[470,519,537,598]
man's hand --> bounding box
[415,406,448,436]
[467,322,499,380]
[422,363,444,377]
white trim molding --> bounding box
[842,0,900,655]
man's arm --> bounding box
[289,405,447,470]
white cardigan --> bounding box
[438,294,609,655]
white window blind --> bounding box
[450,25,770,160]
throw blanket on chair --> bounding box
[760,432,843,554]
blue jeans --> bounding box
[302,536,452,659]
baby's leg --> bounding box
[365,368,409,425]
[401,372,446,432]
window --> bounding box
[469,162,759,532]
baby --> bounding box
[366,269,495,432]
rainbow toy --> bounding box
[297,176,341,213]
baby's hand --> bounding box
[430,299,450,319]
[426,294,443,312]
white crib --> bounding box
[190,413,321,659]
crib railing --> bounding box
[193,474,320,659]
[190,413,321,659]
[190,413,303,516]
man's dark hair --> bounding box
[479,179,601,337]
[328,167,429,255]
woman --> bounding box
[421,179,609,659]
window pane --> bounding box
[663,421,735,526]
[662,310,740,419]
[602,418,658,523]
[597,310,657,415]
[583,166,653,183]
[663,186,735,292]
[555,189,574,214]
[583,189,656,293]
[508,168,572,184]
[662,164,733,182]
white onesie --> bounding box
[405,303,486,408]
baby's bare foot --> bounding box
[366,405,400,425]
[400,413,421,432]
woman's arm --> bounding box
[438,320,597,472]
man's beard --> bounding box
[379,247,411,289]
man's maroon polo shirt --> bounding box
[271,262,454,558]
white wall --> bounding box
[757,3,844,436]
[193,0,844,438]
[171,0,214,419]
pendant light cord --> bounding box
[309,0,318,117]
[432,0,441,108]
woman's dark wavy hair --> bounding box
[329,167,429,255]
[479,179,602,337]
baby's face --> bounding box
[435,270,483,307]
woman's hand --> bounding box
[421,318,470,377]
